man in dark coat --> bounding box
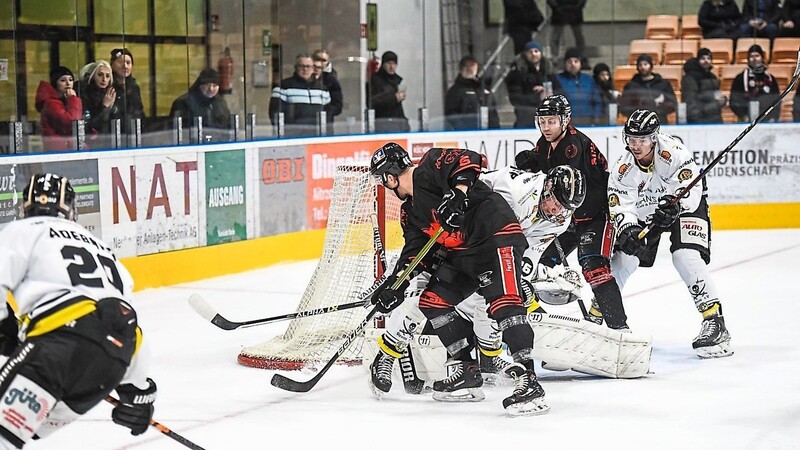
[682,48,724,124]
[547,0,587,62]
[269,54,331,136]
[369,51,410,133]
[503,0,545,55]
[169,68,232,142]
[698,0,743,39]
[505,41,562,128]
[729,44,781,122]
[444,56,500,130]
[619,54,677,124]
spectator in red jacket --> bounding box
[35,66,83,151]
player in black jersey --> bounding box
[515,94,629,330]
[369,142,548,416]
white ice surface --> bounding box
[28,229,800,450]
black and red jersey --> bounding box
[395,147,523,271]
[531,125,609,221]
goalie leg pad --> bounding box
[527,312,652,379]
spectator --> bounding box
[503,0,545,55]
[729,44,781,122]
[555,48,602,125]
[779,0,800,37]
[35,66,83,151]
[110,48,145,133]
[547,0,587,64]
[269,54,330,136]
[739,0,780,40]
[312,49,338,79]
[505,40,562,128]
[312,52,343,134]
[698,0,743,39]
[444,55,500,130]
[592,63,620,119]
[78,60,117,148]
[169,68,232,142]
[682,48,725,124]
[369,50,410,132]
[619,54,677,124]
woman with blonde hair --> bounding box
[78,60,117,147]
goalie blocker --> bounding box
[363,311,652,385]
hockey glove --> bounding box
[616,223,647,258]
[112,378,157,436]
[652,195,680,228]
[0,304,20,357]
[370,275,410,314]
[514,150,540,172]
[436,188,469,232]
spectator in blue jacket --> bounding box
[555,48,602,125]
[269,54,331,136]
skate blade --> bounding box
[368,379,389,400]
[541,361,570,372]
[695,340,734,359]
[505,397,550,417]
[432,387,485,402]
[481,372,512,386]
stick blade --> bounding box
[187,294,239,330]
[271,373,316,393]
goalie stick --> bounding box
[105,396,207,450]
[270,227,444,393]
[638,48,800,240]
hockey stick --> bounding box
[638,48,800,241]
[188,294,374,331]
[105,396,206,450]
[271,227,444,393]
[553,237,591,321]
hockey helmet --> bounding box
[623,109,660,145]
[540,166,585,222]
[22,173,77,220]
[535,95,572,123]
[370,142,413,186]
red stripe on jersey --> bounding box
[497,246,520,297]
[419,290,451,309]
[488,294,524,315]
[494,222,523,236]
[601,219,614,258]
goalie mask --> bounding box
[539,166,586,223]
[22,173,77,221]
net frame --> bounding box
[238,163,403,370]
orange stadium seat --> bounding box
[681,14,702,40]
[769,64,795,91]
[613,65,638,92]
[655,65,683,92]
[771,38,800,64]
[735,37,771,64]
[645,15,679,40]
[720,64,747,92]
[780,90,795,122]
[700,38,734,65]
[664,40,699,65]
[628,39,664,65]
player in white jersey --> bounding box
[368,165,586,398]
[0,173,157,448]
[609,110,733,358]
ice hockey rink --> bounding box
[27,228,800,450]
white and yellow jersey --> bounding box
[0,216,134,321]
[608,133,703,230]
[480,166,572,261]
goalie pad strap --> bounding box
[499,314,528,331]
[377,335,403,359]
[445,338,469,357]
[510,348,534,363]
[478,346,503,357]
[429,310,459,329]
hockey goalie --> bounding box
[363,165,652,398]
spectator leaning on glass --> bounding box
[110,48,145,132]
[169,68,232,142]
[35,66,83,151]
[682,48,725,124]
[269,54,331,137]
[369,50,411,133]
[444,55,500,130]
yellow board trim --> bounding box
[710,203,800,230]
[123,229,326,291]
[26,300,96,338]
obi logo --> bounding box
[5,388,44,414]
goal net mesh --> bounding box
[238,164,403,370]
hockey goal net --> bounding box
[238,163,404,370]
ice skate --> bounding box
[692,315,733,359]
[432,360,485,402]
[368,349,396,399]
[502,363,549,416]
[478,350,512,385]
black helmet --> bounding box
[22,173,77,220]
[370,142,412,185]
[535,95,572,122]
[623,109,660,144]
[540,166,585,222]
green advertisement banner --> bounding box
[205,150,247,245]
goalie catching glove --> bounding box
[652,195,680,228]
[112,378,157,435]
[371,274,411,314]
[616,223,647,258]
[436,188,469,232]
